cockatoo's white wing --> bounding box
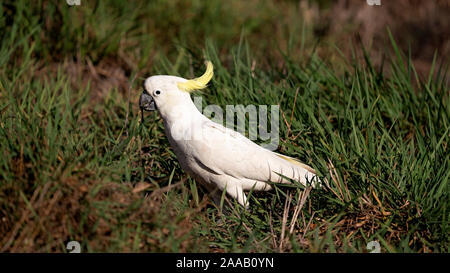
[189,119,319,190]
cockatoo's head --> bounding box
[139,61,213,119]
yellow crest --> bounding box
[177,61,214,92]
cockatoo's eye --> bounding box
[154,90,162,96]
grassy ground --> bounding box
[0,1,448,253]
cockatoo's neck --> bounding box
[158,92,204,126]
[159,93,207,143]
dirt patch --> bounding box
[327,0,450,75]
[34,57,133,103]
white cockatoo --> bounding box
[140,61,321,208]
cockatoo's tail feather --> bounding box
[177,61,214,92]
[274,153,316,174]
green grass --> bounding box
[0,0,448,253]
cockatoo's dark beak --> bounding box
[139,92,156,112]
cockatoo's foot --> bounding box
[207,188,245,215]
[197,181,234,213]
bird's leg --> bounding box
[208,187,223,208]
[195,180,227,212]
